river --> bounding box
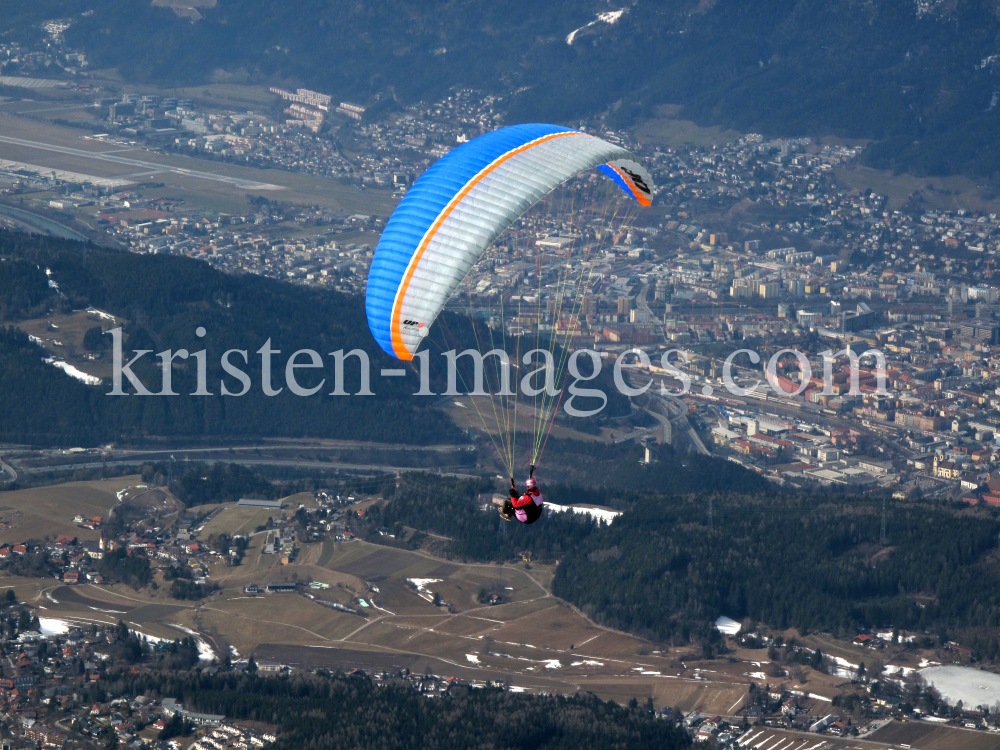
[0,203,87,241]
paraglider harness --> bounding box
[502,466,543,524]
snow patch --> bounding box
[407,578,442,592]
[748,671,767,680]
[828,655,860,678]
[168,623,215,661]
[877,629,916,643]
[465,654,480,665]
[831,655,859,669]
[85,307,116,322]
[543,659,562,669]
[43,358,102,385]
[545,503,621,524]
[920,665,1000,707]
[41,616,169,647]
[46,269,64,297]
[714,615,741,635]
[566,9,625,45]
[38,617,69,636]
[788,689,832,702]
[571,660,604,667]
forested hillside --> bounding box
[536,439,770,492]
[377,474,1000,657]
[0,231,457,446]
[369,450,766,559]
[0,232,633,447]
[553,493,1000,652]
[9,0,1000,177]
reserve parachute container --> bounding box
[365,123,653,360]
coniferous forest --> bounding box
[0,232,456,445]
[372,474,1000,658]
[98,671,691,750]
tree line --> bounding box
[96,670,692,750]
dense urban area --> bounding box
[5,58,1000,504]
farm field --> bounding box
[0,475,144,544]
[7,522,765,706]
[870,720,1000,750]
[632,105,741,149]
[734,727,856,749]
[1,481,949,710]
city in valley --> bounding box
[4,13,1000,750]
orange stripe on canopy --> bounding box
[607,163,652,207]
[389,131,582,360]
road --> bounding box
[14,455,478,479]
[109,438,472,457]
[662,394,710,455]
[622,369,711,456]
[0,459,15,484]
[612,426,661,444]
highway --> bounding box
[659,392,710,456]
[108,438,472,458]
[621,368,711,456]
[12,455,478,479]
[630,360,915,460]
[0,459,16,484]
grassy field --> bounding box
[834,163,1000,214]
[14,308,123,379]
[0,476,141,544]
[13,526,765,708]
[871,720,1000,750]
[177,493,314,540]
[0,480,856,708]
[199,506,275,539]
[633,105,741,149]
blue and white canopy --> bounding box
[365,123,653,360]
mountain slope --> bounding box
[0,231,459,446]
[35,0,1000,177]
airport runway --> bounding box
[0,134,284,190]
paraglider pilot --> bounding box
[500,465,543,524]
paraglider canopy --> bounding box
[365,123,653,361]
